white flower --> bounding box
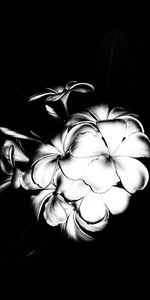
[59,104,150,194]
[0,139,29,191]
[1,85,150,242]
[29,81,94,118]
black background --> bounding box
[1,2,150,296]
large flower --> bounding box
[59,104,150,194]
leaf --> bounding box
[28,89,56,102]
[45,105,61,120]
[66,81,95,93]
[0,127,41,142]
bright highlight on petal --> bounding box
[76,207,109,233]
[70,131,107,158]
[59,155,93,180]
[83,156,116,193]
[79,191,106,223]
[115,156,149,193]
[102,186,131,214]
[87,104,109,121]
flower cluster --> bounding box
[0,81,150,241]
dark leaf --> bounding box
[92,30,128,104]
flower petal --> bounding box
[0,156,13,175]
[54,169,90,201]
[46,91,65,102]
[79,190,106,223]
[66,112,95,127]
[32,144,60,163]
[0,127,39,141]
[97,120,127,154]
[63,123,97,153]
[31,189,54,218]
[61,211,94,241]
[76,206,109,232]
[64,180,90,201]
[102,186,131,214]
[70,131,107,158]
[51,128,68,155]
[83,156,116,193]
[108,107,138,119]
[32,156,57,188]
[114,132,150,158]
[66,81,95,93]
[44,195,71,226]
[118,116,144,136]
[115,156,149,193]
[59,155,93,180]
[0,180,11,193]
[11,169,22,189]
[2,140,29,162]
[21,169,39,190]
[87,104,109,121]
[29,90,56,102]
[45,105,60,120]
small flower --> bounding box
[29,81,94,119]
[0,139,29,191]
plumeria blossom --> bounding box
[29,81,94,119]
[0,82,150,242]
[59,104,150,195]
[57,104,150,230]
